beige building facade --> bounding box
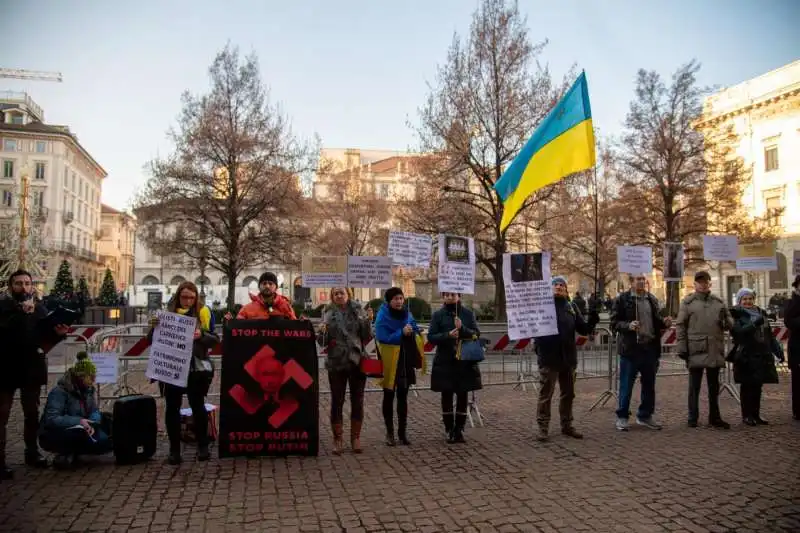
[99,204,136,292]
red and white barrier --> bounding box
[43,326,105,354]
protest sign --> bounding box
[89,353,119,385]
[663,242,684,282]
[702,235,738,262]
[617,246,653,275]
[145,311,196,388]
[794,250,800,276]
[437,234,476,294]
[736,242,777,271]
[301,256,347,287]
[347,256,392,288]
[388,231,432,268]
[220,319,319,458]
[503,252,558,340]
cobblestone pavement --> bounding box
[1,374,798,533]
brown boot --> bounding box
[350,420,363,454]
[332,423,344,455]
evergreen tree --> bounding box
[52,260,74,300]
[98,268,118,306]
[76,276,91,302]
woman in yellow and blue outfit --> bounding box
[375,287,425,446]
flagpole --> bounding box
[593,165,600,309]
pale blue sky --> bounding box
[1,0,797,210]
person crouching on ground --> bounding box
[534,276,599,442]
[427,292,482,444]
[375,287,426,446]
[39,352,112,469]
[729,288,782,426]
[319,287,372,454]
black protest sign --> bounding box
[219,318,319,457]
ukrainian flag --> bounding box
[494,71,596,232]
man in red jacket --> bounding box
[236,272,296,320]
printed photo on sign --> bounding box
[510,253,544,283]
[301,255,348,287]
[663,243,684,282]
[736,242,778,272]
[437,234,476,295]
[445,236,470,264]
[387,231,432,268]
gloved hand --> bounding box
[775,351,785,364]
[678,352,689,361]
[753,314,765,327]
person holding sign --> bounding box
[148,281,218,464]
[786,276,800,421]
[375,287,426,447]
[236,272,297,320]
[318,288,372,455]
[728,288,781,426]
[610,275,672,431]
[39,353,112,469]
[427,292,482,444]
[534,276,599,442]
[675,271,733,429]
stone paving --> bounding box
[1,374,798,533]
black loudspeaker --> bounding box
[112,394,157,465]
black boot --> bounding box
[754,389,768,424]
[453,413,467,443]
[24,450,48,469]
[0,465,12,480]
[385,422,396,447]
[443,412,455,444]
[398,425,411,446]
[197,442,210,462]
[167,443,182,465]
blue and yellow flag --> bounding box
[494,71,596,231]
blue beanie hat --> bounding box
[551,276,568,286]
[736,287,755,304]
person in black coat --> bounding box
[784,275,800,421]
[534,276,599,442]
[729,288,781,426]
[0,269,70,479]
[427,293,482,444]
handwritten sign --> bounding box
[301,256,348,287]
[347,256,392,288]
[503,252,558,340]
[703,235,738,262]
[388,231,432,268]
[736,242,777,272]
[89,352,118,385]
[145,311,197,388]
[617,246,653,275]
[794,250,800,276]
[437,234,475,295]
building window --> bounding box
[765,194,783,227]
[2,160,13,178]
[34,162,46,180]
[1,190,12,207]
[2,139,17,152]
[32,190,44,207]
[35,141,46,153]
[764,146,779,172]
[376,183,391,199]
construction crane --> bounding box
[0,68,62,82]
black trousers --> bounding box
[792,365,800,419]
[688,367,721,423]
[739,382,763,419]
[162,372,213,451]
[382,386,409,435]
[328,368,366,425]
[441,392,468,416]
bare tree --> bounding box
[397,0,571,319]
[617,61,778,314]
[134,44,316,309]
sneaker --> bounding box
[615,418,629,431]
[635,417,663,430]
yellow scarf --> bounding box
[176,306,211,331]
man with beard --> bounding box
[237,272,297,320]
[0,270,70,479]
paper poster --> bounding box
[617,246,653,275]
[503,252,558,340]
[145,311,197,388]
[347,256,392,288]
[736,242,778,272]
[437,234,476,295]
[703,235,738,262]
[793,250,800,276]
[663,242,684,282]
[301,256,348,287]
[89,353,119,385]
[388,231,432,268]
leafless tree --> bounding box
[397,0,572,319]
[134,44,316,309]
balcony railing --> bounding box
[32,206,49,220]
[63,210,74,224]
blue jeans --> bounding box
[616,346,659,420]
[39,428,113,456]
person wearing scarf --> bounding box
[785,275,800,421]
[375,287,426,446]
[729,288,781,426]
[236,272,297,320]
[427,292,482,444]
[39,352,113,469]
[148,281,218,465]
[319,287,372,454]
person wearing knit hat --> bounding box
[786,275,800,420]
[236,271,297,320]
[38,352,113,469]
[729,288,781,426]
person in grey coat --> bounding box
[676,271,734,429]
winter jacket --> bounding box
[375,304,426,390]
[785,291,800,368]
[728,306,779,385]
[237,293,296,320]
[675,292,733,369]
[610,291,668,357]
[320,301,372,372]
[0,292,66,390]
[534,296,597,370]
[427,304,482,393]
[39,369,101,434]
[147,306,219,376]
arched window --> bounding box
[141,275,160,285]
[241,276,258,288]
[195,275,211,287]
[169,275,186,285]
[219,276,229,286]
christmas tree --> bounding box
[98,268,118,306]
[52,260,74,301]
[76,275,91,302]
